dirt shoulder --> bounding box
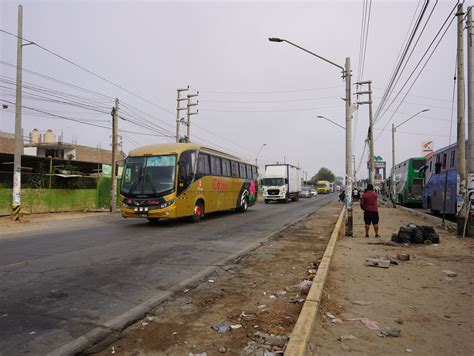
[310,205,474,355]
[0,210,111,236]
[91,201,343,355]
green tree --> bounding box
[312,167,335,182]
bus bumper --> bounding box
[121,204,177,219]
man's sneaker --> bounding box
[365,234,369,238]
[375,234,381,238]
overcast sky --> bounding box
[0,0,467,178]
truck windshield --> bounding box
[121,155,176,196]
[262,178,285,186]
[317,183,327,188]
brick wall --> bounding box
[75,145,112,164]
[0,131,15,154]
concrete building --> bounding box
[1,129,114,165]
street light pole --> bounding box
[391,109,430,208]
[255,143,267,165]
[269,37,353,236]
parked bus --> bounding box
[316,180,330,194]
[120,143,258,223]
[422,143,458,215]
[391,157,425,207]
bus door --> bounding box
[177,150,197,216]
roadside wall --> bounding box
[0,177,119,215]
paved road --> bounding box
[0,194,336,355]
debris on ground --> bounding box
[211,323,232,334]
[351,300,372,306]
[442,270,457,277]
[286,298,305,304]
[338,335,357,341]
[218,346,226,353]
[359,318,380,331]
[298,280,313,295]
[392,224,440,244]
[379,325,401,337]
[366,256,391,268]
[189,353,207,356]
[324,311,342,323]
[397,252,410,261]
[253,331,289,348]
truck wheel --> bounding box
[284,194,289,203]
[264,199,270,204]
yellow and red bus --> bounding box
[120,143,258,223]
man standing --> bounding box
[360,184,380,238]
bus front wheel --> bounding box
[191,201,204,223]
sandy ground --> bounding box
[91,201,342,355]
[309,205,474,355]
[0,210,112,236]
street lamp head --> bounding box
[421,109,430,113]
[316,115,324,118]
[268,37,284,42]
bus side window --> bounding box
[246,165,252,179]
[252,166,258,180]
[210,155,222,176]
[450,150,455,168]
[197,153,210,178]
[231,161,239,178]
[435,162,442,174]
[222,159,231,177]
[239,163,247,179]
[442,153,447,170]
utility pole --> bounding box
[456,3,467,234]
[466,6,473,235]
[352,155,356,184]
[176,86,189,143]
[345,57,353,237]
[110,98,119,213]
[12,5,23,222]
[391,123,396,208]
[355,80,374,185]
[185,91,199,143]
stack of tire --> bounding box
[392,224,440,244]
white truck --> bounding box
[262,164,302,203]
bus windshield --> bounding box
[121,155,176,196]
[317,183,328,188]
[262,178,285,186]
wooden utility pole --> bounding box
[110,98,119,213]
[456,3,467,234]
[176,86,189,143]
[466,6,473,235]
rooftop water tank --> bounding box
[29,128,41,144]
[43,129,56,143]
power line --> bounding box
[374,3,458,141]
[200,105,342,113]
[193,85,343,95]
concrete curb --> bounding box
[48,198,335,356]
[285,206,345,356]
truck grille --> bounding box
[268,189,280,195]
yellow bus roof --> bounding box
[128,143,256,166]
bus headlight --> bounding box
[159,200,174,209]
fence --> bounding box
[0,171,120,215]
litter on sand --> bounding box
[360,318,380,330]
[230,324,242,329]
[212,323,232,334]
[351,300,372,306]
[366,256,391,268]
[325,311,342,323]
[442,270,457,277]
[379,326,401,337]
[338,335,357,341]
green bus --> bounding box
[391,157,425,207]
